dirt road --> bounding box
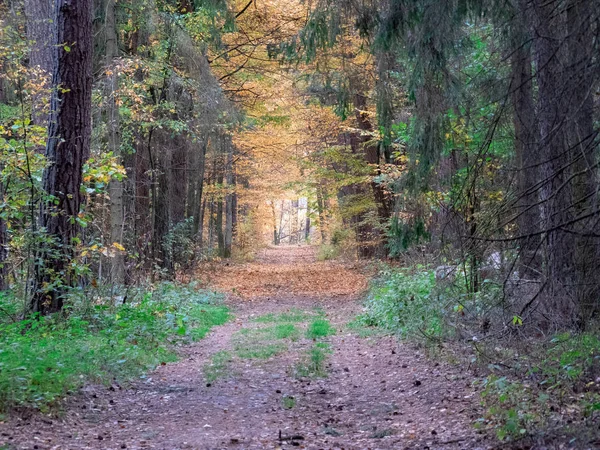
[1,246,490,449]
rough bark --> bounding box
[529,0,579,322]
[509,22,540,278]
[32,0,93,314]
[153,131,172,274]
[566,0,600,320]
[0,165,7,291]
[104,0,125,285]
[25,0,54,125]
[171,134,188,225]
[134,139,151,269]
[189,140,207,236]
[354,93,392,222]
[216,171,225,257]
[224,142,234,258]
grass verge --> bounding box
[357,264,600,446]
[0,283,229,413]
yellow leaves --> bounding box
[112,242,126,252]
[487,190,504,203]
[80,242,125,258]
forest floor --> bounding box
[0,246,494,450]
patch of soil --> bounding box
[0,246,492,449]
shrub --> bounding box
[356,268,444,339]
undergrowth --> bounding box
[0,283,229,413]
[355,267,444,339]
[358,264,600,445]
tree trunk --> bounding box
[189,140,207,236]
[32,0,93,314]
[171,134,187,225]
[509,24,540,278]
[224,142,234,258]
[566,0,599,321]
[216,170,225,257]
[530,0,576,322]
[104,0,125,285]
[153,132,172,274]
[0,165,7,291]
[355,93,392,222]
[134,138,151,269]
[316,186,326,243]
[25,0,54,125]
[198,198,206,250]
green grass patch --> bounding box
[0,283,229,412]
[203,351,233,384]
[346,318,389,338]
[306,318,335,339]
[254,308,314,323]
[282,395,296,409]
[295,342,332,378]
[232,327,290,359]
[273,323,301,340]
[236,324,300,341]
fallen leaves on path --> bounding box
[199,246,369,299]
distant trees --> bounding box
[291,0,599,328]
[1,0,597,328]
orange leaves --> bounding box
[202,246,368,300]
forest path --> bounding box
[3,247,489,449]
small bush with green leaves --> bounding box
[477,333,600,443]
[317,244,339,261]
[356,268,444,339]
[0,283,229,412]
[478,376,538,441]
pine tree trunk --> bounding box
[153,131,172,274]
[104,0,125,285]
[566,0,599,321]
[0,164,7,291]
[509,23,540,278]
[171,135,187,225]
[530,0,577,322]
[224,142,234,258]
[216,170,225,257]
[32,0,93,314]
[25,0,53,126]
[190,141,207,236]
